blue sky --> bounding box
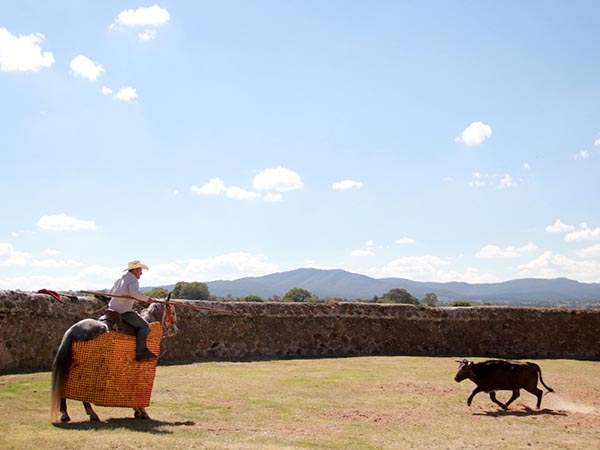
[2,1,600,291]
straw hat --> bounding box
[125,260,149,271]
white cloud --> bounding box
[518,251,600,282]
[69,55,104,81]
[468,172,515,189]
[522,162,530,170]
[42,249,61,256]
[546,219,575,233]
[594,138,600,147]
[476,242,538,259]
[369,255,451,280]
[498,174,513,189]
[31,259,83,269]
[0,27,54,72]
[225,186,261,200]
[181,253,279,281]
[455,121,492,146]
[253,166,304,192]
[576,244,600,258]
[0,243,32,267]
[112,5,171,28]
[332,180,364,191]
[191,178,227,196]
[191,178,260,201]
[139,29,158,41]
[36,214,97,232]
[395,237,415,245]
[111,5,170,41]
[264,193,282,203]
[565,224,600,242]
[573,150,590,160]
[101,87,113,96]
[351,249,374,257]
[114,87,137,102]
[366,240,375,247]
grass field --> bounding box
[1,357,598,449]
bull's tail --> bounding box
[536,364,554,393]
[51,330,73,422]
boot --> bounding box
[136,348,157,362]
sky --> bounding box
[1,1,600,291]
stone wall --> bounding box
[1,290,599,373]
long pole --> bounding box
[80,290,233,314]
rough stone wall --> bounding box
[1,291,599,373]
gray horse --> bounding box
[51,302,178,422]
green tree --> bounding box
[145,287,169,299]
[283,287,313,302]
[422,292,438,307]
[172,281,210,300]
[451,300,475,307]
[244,295,263,302]
[378,288,419,305]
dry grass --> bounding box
[1,357,598,449]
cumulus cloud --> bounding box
[0,243,32,267]
[101,87,113,96]
[253,166,304,192]
[395,237,415,245]
[191,178,259,201]
[455,121,492,146]
[332,180,364,191]
[576,244,600,258]
[69,55,104,81]
[0,27,54,72]
[546,219,575,233]
[468,172,515,189]
[110,5,170,41]
[476,242,538,259]
[595,138,600,147]
[565,224,600,242]
[518,251,600,282]
[114,87,137,102]
[369,255,451,280]
[36,214,97,232]
[572,150,590,160]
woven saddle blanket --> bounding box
[63,322,163,408]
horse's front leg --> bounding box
[59,398,71,422]
[133,407,151,420]
[83,402,100,421]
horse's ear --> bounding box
[166,292,172,302]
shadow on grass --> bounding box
[474,406,567,417]
[53,418,195,434]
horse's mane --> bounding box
[140,302,164,323]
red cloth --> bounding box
[37,289,63,303]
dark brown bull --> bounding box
[454,359,554,410]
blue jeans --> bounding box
[120,311,150,356]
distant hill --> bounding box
[147,268,600,306]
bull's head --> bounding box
[454,359,473,382]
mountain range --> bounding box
[151,268,600,306]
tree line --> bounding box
[145,281,478,306]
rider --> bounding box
[108,260,157,362]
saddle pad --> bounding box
[63,322,162,408]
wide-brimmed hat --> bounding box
[125,260,149,271]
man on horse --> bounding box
[108,260,158,362]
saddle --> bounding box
[99,309,137,336]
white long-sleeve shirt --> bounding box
[108,271,148,313]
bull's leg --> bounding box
[59,398,71,422]
[489,392,508,410]
[133,408,151,420]
[525,386,544,409]
[83,402,100,422]
[467,386,484,406]
[504,389,520,408]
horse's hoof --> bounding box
[60,415,71,423]
[90,415,100,422]
[134,411,150,420]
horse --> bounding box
[51,301,179,423]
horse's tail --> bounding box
[535,363,555,393]
[51,329,73,422]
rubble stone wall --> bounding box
[1,291,598,373]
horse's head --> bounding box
[142,302,179,338]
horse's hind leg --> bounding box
[83,402,100,421]
[59,398,71,422]
[133,408,151,420]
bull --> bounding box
[454,359,554,410]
